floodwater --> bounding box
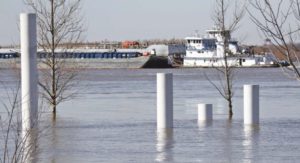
[1,68,300,162]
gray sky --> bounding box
[0,0,265,46]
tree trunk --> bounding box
[52,104,56,114]
[51,0,57,116]
[51,96,57,119]
[224,42,233,119]
[228,98,233,119]
[52,107,57,122]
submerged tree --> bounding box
[206,0,245,119]
[25,0,84,116]
[249,0,300,81]
[0,80,38,163]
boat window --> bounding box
[188,40,191,43]
[202,39,216,50]
[243,59,246,62]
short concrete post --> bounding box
[198,104,213,122]
[157,73,173,129]
[244,85,259,125]
[21,13,38,134]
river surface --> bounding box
[1,68,300,162]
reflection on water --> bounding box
[243,125,260,163]
[222,120,234,163]
[1,68,300,162]
[156,129,174,162]
[50,115,58,163]
[23,129,38,163]
[198,120,213,128]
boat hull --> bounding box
[183,57,278,68]
[0,55,171,69]
[142,56,172,68]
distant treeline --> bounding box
[252,45,300,60]
[70,38,186,49]
[0,38,186,49]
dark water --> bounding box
[1,68,300,162]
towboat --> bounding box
[183,27,278,67]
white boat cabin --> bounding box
[183,28,277,67]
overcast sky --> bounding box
[0,0,271,46]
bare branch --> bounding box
[249,0,300,80]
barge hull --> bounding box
[0,55,171,69]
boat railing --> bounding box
[36,52,143,59]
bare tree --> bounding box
[248,0,300,80]
[207,0,245,119]
[25,0,84,116]
[0,81,38,163]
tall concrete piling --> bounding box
[157,73,173,129]
[21,13,38,134]
[244,85,259,125]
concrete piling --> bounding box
[21,13,38,134]
[157,73,173,129]
[244,85,259,125]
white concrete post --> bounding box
[157,73,173,129]
[21,13,38,133]
[198,104,213,122]
[244,85,259,125]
